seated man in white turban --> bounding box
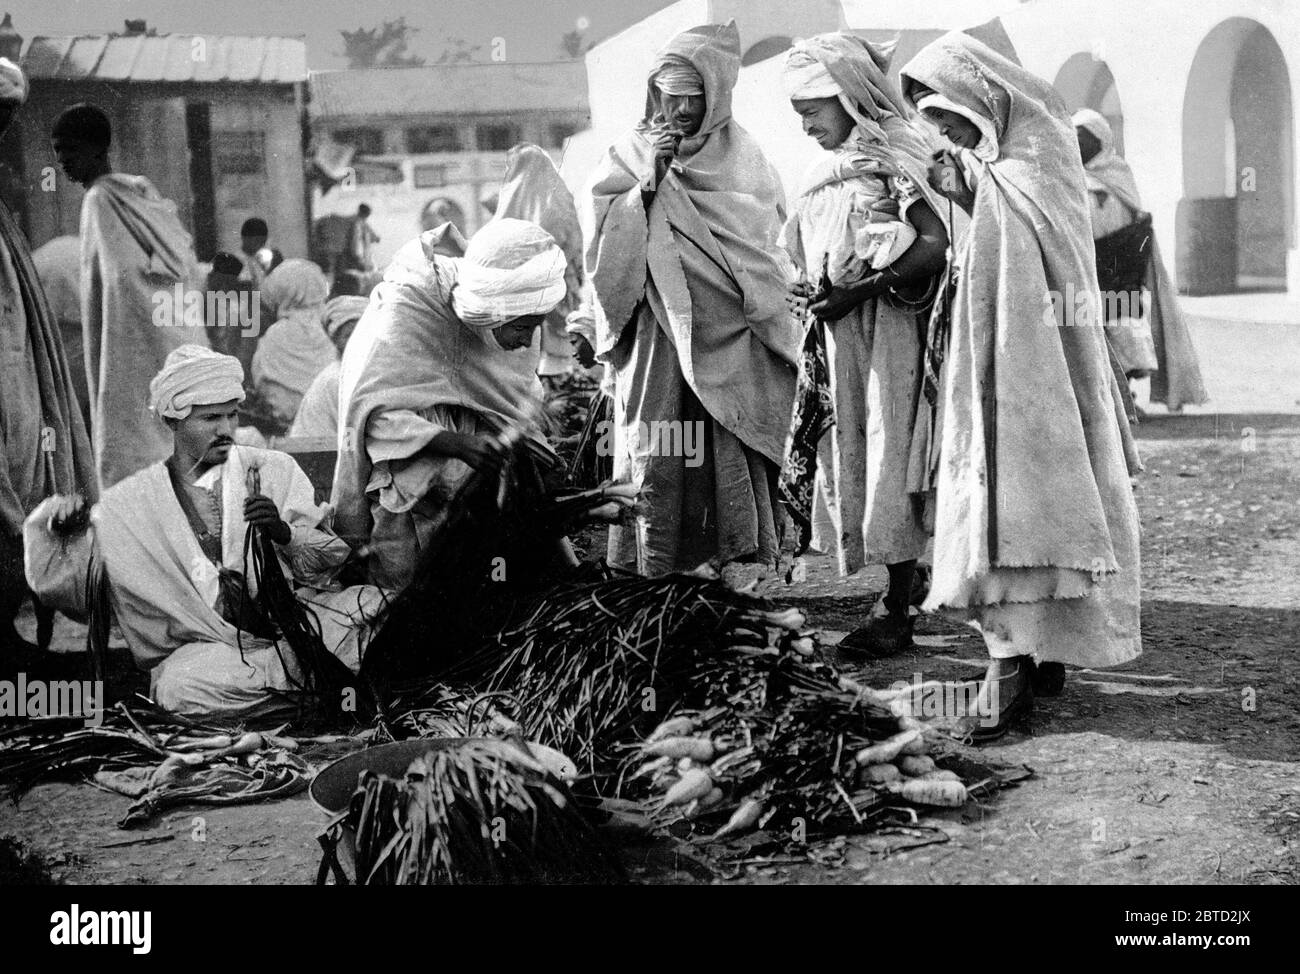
[26,345,386,718]
[332,218,568,590]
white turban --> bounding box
[781,50,841,101]
[0,58,27,107]
[652,60,705,96]
[149,345,246,420]
[782,45,888,145]
[451,217,567,329]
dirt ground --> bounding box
[2,410,1298,885]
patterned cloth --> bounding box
[777,316,834,554]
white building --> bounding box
[580,0,1299,297]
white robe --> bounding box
[91,445,385,716]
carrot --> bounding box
[699,787,725,809]
[630,755,672,780]
[170,734,233,753]
[647,716,695,742]
[854,729,921,766]
[206,731,263,760]
[704,796,765,841]
[888,778,968,807]
[898,755,936,777]
[661,768,713,807]
[899,735,929,757]
[641,736,715,762]
[859,763,901,785]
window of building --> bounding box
[214,131,265,174]
[547,122,578,148]
[476,122,519,152]
[406,124,462,153]
[349,160,403,185]
[413,164,448,188]
[332,127,385,155]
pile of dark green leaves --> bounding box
[340,741,623,885]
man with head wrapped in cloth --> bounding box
[779,33,950,654]
[582,21,800,583]
[332,218,570,590]
[26,346,385,717]
[0,59,97,653]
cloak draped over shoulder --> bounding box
[0,200,97,533]
[331,232,546,548]
[582,20,799,467]
[900,33,1141,666]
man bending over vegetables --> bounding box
[331,218,572,590]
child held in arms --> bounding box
[781,34,949,656]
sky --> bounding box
[3,0,676,68]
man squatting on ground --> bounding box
[25,346,386,718]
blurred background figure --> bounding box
[288,295,369,440]
[1074,109,1209,414]
[239,217,271,288]
[53,101,209,489]
[249,259,335,433]
[490,143,585,378]
[31,234,90,425]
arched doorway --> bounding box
[1054,53,1125,153]
[1180,18,1294,294]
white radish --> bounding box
[897,755,936,777]
[789,636,815,657]
[661,768,713,807]
[899,735,929,756]
[888,778,968,807]
[859,763,901,785]
[641,736,715,762]
[647,716,695,742]
[705,797,766,841]
[921,769,960,782]
[854,729,921,766]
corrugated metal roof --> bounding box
[22,33,307,84]
[309,62,589,120]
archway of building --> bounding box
[1180,17,1294,294]
[1054,52,1125,154]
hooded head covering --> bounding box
[583,20,799,467]
[0,58,27,107]
[261,258,328,317]
[640,20,741,153]
[780,31,938,199]
[781,34,912,147]
[450,217,567,329]
[322,295,370,340]
[251,259,336,400]
[149,344,245,421]
[1072,108,1142,212]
